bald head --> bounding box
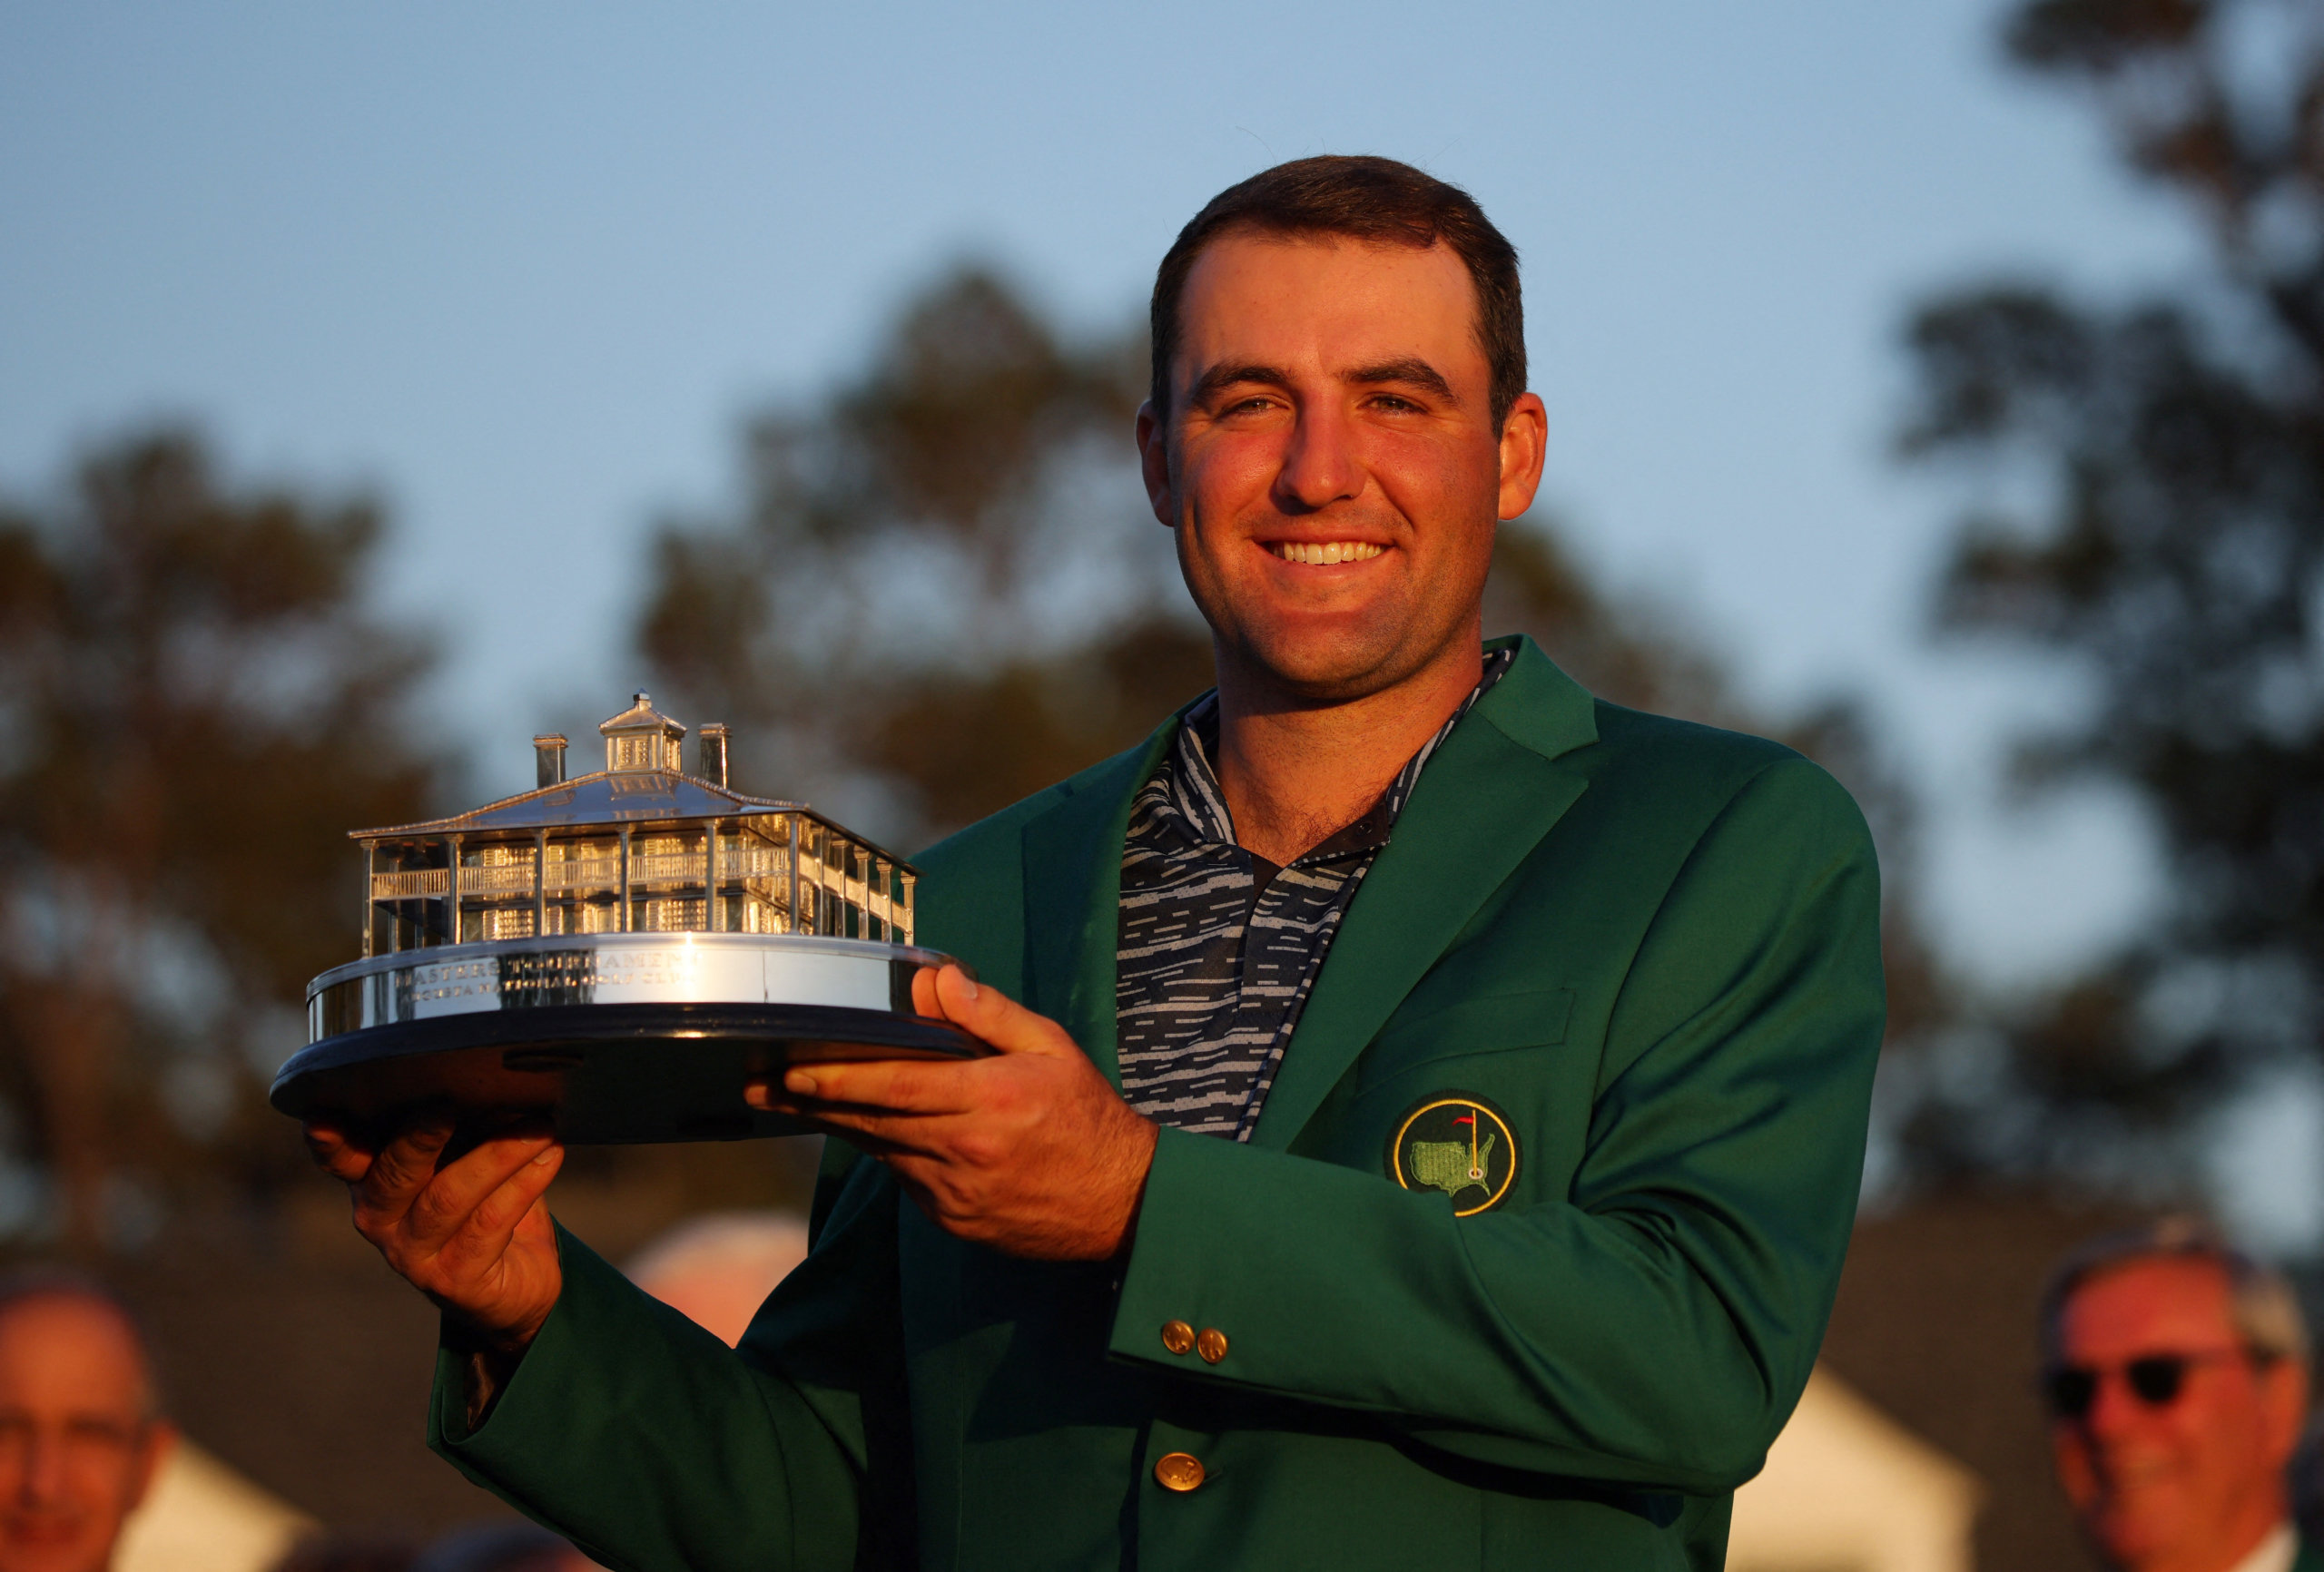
[0,1284,173,1572]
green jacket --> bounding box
[429,635,1886,1572]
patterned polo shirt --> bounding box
[1114,647,1513,1140]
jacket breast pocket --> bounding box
[1356,985,1575,1092]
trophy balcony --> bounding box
[359,807,914,954]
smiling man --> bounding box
[2043,1223,2319,1572]
[309,156,1886,1571]
[0,1279,174,1572]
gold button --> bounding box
[1196,1327,1228,1364]
[1161,1320,1196,1356]
[1154,1451,1206,1492]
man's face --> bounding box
[2050,1259,2306,1572]
[0,1297,171,1572]
[1137,232,1546,703]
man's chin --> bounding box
[0,1516,102,1572]
[2091,1492,2196,1566]
[1223,620,1450,706]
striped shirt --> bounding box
[1114,647,1514,1140]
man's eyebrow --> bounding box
[1185,358,1459,406]
[1188,363,1291,405]
[1344,358,1456,402]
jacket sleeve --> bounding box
[1107,755,1883,1496]
[428,1149,910,1572]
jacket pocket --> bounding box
[1356,986,1575,1093]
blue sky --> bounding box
[1,1,2198,995]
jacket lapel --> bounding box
[1249,638,1600,1149]
[1019,719,1180,1088]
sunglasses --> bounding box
[2043,1350,2255,1419]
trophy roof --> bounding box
[350,768,805,840]
[598,692,685,742]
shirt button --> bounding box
[1154,1451,1206,1492]
[1196,1328,1229,1364]
[1161,1320,1196,1356]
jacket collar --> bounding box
[1018,712,1184,1088]
[1251,634,1596,1145]
[1017,635,1598,1121]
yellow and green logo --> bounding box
[1388,1095,1518,1216]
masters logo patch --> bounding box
[1388,1095,1518,1216]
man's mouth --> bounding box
[2,1512,84,1546]
[1267,541,1384,565]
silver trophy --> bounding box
[269,694,978,1143]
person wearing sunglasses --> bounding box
[2041,1219,2317,1572]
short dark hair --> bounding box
[1148,155,1526,430]
[2038,1215,2310,1370]
[0,1266,163,1420]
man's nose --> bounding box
[13,1433,64,1505]
[1274,403,1363,513]
[2080,1370,2152,1438]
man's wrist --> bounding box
[440,1312,535,1430]
[1107,1114,1161,1258]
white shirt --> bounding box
[2227,1521,2299,1572]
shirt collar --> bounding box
[2226,1522,2298,1572]
[1160,645,1514,863]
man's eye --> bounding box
[1369,393,1423,412]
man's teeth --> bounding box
[1271,541,1384,565]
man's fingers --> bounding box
[359,1118,458,1206]
[903,964,1081,1060]
[932,965,1077,1059]
[399,1131,559,1250]
[302,1121,375,1184]
[742,1079,948,1150]
[435,1143,563,1278]
[774,1055,978,1114]
[755,1102,932,1159]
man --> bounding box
[307,156,1885,1570]
[0,1275,175,1572]
[2043,1221,2319,1572]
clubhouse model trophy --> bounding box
[270,694,978,1143]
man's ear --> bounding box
[2260,1358,2309,1464]
[1135,401,1175,528]
[125,1419,178,1512]
[1495,391,1549,523]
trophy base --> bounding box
[277,933,983,1144]
[270,1000,983,1144]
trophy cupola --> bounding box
[600,692,685,773]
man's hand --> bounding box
[304,1116,566,1351]
[749,965,1158,1261]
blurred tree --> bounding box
[638,264,1192,844]
[1894,0,2324,1178]
[637,261,1951,1067]
[0,431,445,1254]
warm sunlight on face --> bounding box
[1138,232,1546,705]
[2050,1259,2305,1572]
[0,1297,171,1572]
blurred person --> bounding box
[0,1273,174,1572]
[624,1213,809,1348]
[410,1522,596,1572]
[270,1533,415,1572]
[310,155,1885,1570]
[2043,1219,2319,1572]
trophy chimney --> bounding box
[599,692,686,773]
[534,734,568,789]
[698,724,730,788]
